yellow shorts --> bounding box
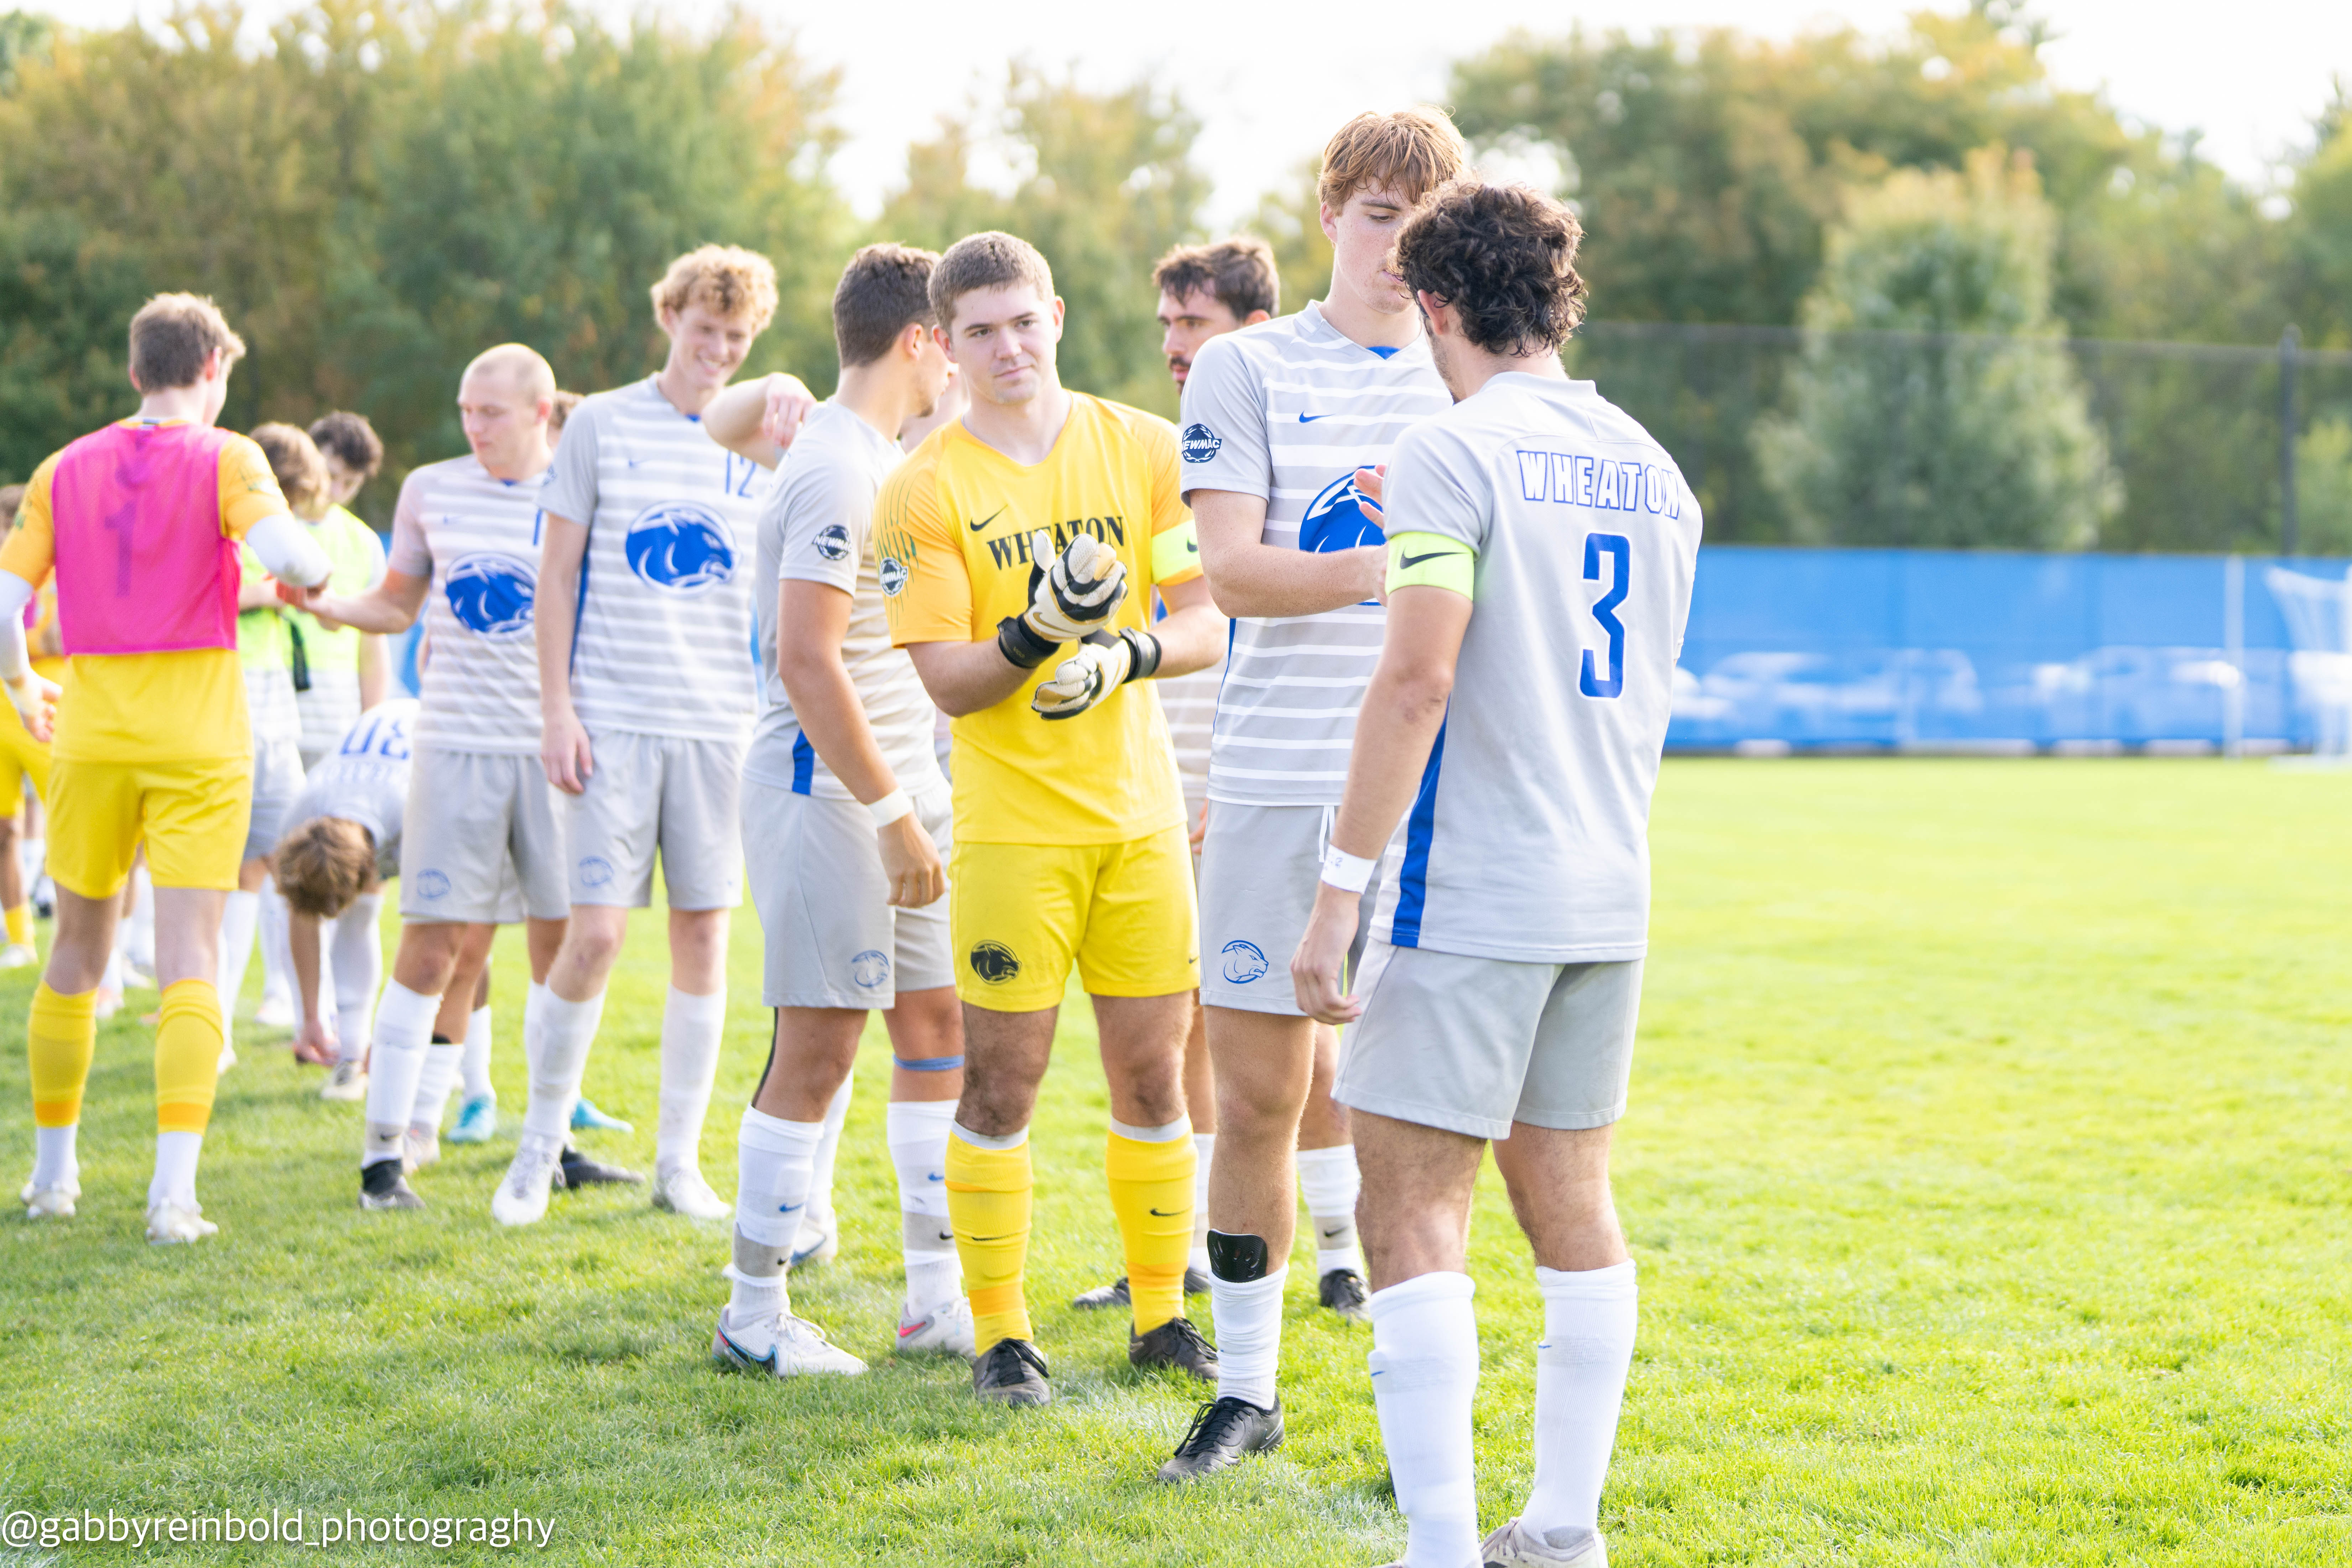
[951,825,1199,1010]
[0,705,51,807]
[46,754,251,898]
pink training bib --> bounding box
[47,422,243,656]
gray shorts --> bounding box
[244,736,307,862]
[1198,802,1382,1016]
[1333,943,1643,1140]
[568,730,744,911]
[743,777,953,1010]
[400,747,569,923]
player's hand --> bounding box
[1352,464,1390,603]
[1291,882,1364,1025]
[878,812,946,908]
[1023,530,1127,643]
[292,1018,338,1067]
[1354,464,1385,515]
[760,374,818,452]
[1191,799,1208,852]
[3,671,61,744]
[541,708,595,795]
[275,579,322,611]
[1031,628,1157,720]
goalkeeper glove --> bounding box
[1031,628,1162,720]
[997,529,1128,668]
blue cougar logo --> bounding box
[1219,940,1269,984]
[1300,473,1386,553]
[445,553,536,638]
[625,502,736,595]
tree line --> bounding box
[2,1,2347,548]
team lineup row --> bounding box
[4,106,1701,1568]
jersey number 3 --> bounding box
[1580,532,1629,700]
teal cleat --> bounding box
[571,1097,632,1134]
[447,1094,499,1145]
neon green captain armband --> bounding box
[1151,519,1203,584]
[1386,532,1477,599]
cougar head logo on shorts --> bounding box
[445,553,537,638]
[625,501,735,594]
[578,856,615,889]
[968,941,1020,985]
[852,950,891,989]
[416,870,451,901]
[1219,940,1269,984]
[1301,472,1386,553]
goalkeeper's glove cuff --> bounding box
[997,614,1062,670]
[1117,627,1162,683]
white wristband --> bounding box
[866,787,913,829]
[1320,844,1375,894]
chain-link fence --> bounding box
[1567,322,2352,556]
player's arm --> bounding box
[699,372,818,469]
[0,469,61,740]
[535,512,593,793]
[357,632,390,710]
[286,906,335,1062]
[298,568,430,634]
[1194,489,1386,617]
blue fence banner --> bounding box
[1667,547,2352,752]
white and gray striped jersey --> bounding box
[1177,302,1452,806]
[287,699,417,882]
[542,378,769,743]
[387,454,551,756]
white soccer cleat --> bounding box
[1478,1519,1607,1567]
[403,1126,441,1172]
[650,1167,731,1221]
[20,1177,79,1219]
[254,992,295,1029]
[319,1061,368,1101]
[790,1208,838,1269]
[490,1136,563,1227]
[146,1200,218,1245]
[215,1040,237,1073]
[711,1307,867,1378]
[0,941,37,969]
[895,1295,976,1358]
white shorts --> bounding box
[568,730,744,911]
[743,777,954,1010]
[1334,943,1643,1140]
[1197,802,1383,1016]
[244,736,307,862]
[400,747,569,923]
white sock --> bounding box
[1296,1144,1365,1276]
[524,987,604,1142]
[523,981,549,1077]
[656,985,727,1179]
[1520,1261,1638,1547]
[32,1124,77,1188]
[801,1071,853,1235]
[1210,1266,1288,1410]
[410,1040,464,1134]
[1189,1131,1215,1276]
[216,889,261,1023]
[148,1130,203,1210]
[460,1004,494,1101]
[886,1099,960,1314]
[257,879,294,1008]
[361,982,442,1165]
[732,1105,823,1320]
[330,892,384,1049]
[1367,1271,1481,1568]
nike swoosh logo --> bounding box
[1149,1208,1183,1217]
[1321,1227,1347,1239]
[1186,540,1198,554]
[1399,550,1461,569]
[967,506,1008,532]
[776,1202,803,1213]
[969,1233,1011,1243]
[1297,413,1333,423]
[926,1172,946,1182]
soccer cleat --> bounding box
[1479,1518,1607,1567]
[146,1200,218,1245]
[711,1307,867,1378]
[403,1126,440,1172]
[571,1097,632,1133]
[490,1136,564,1226]
[359,1158,425,1211]
[447,1094,499,1144]
[1129,1314,1219,1382]
[20,1178,79,1219]
[789,1212,838,1270]
[0,941,37,969]
[651,1167,731,1220]
[254,992,295,1029]
[1073,1268,1211,1310]
[214,1038,235,1072]
[1157,1395,1285,1482]
[895,1296,977,1358]
[971,1337,1052,1406]
[1320,1266,1370,1322]
[557,1145,643,1188]
[320,1061,368,1101]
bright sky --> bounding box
[33,0,2352,222]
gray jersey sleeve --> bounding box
[1176,333,1270,503]
[1384,422,1493,556]
[386,471,432,577]
[774,454,870,595]
[539,398,603,527]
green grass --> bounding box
[4,759,2350,1565]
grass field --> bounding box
[3,759,2350,1566]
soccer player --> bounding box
[5,292,331,1241]
[287,416,390,769]
[497,246,815,1227]
[698,243,968,1377]
[287,343,634,1208]
[0,482,54,970]
[1162,108,1464,1478]
[1292,180,1700,1568]
[885,231,1227,1405]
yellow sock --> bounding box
[155,980,222,1134]
[27,983,97,1128]
[1106,1128,1196,1335]
[946,1134,1034,1354]
[4,903,30,947]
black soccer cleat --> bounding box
[1129,1314,1219,1382]
[972,1337,1052,1406]
[1157,1394,1285,1481]
[358,1157,425,1211]
[1319,1266,1370,1322]
[558,1145,644,1188]
[1073,1269,1211,1310]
